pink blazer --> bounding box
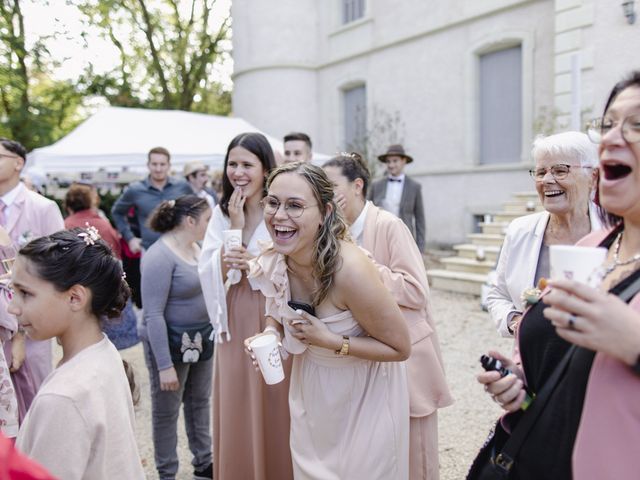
[571,227,640,479]
[362,204,453,416]
[6,186,64,246]
[5,186,63,391]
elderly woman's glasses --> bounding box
[586,114,640,144]
[528,164,591,181]
[260,195,317,218]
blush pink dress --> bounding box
[249,247,410,480]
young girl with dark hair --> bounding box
[198,132,293,480]
[64,182,141,351]
[141,195,213,480]
[10,228,144,480]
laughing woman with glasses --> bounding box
[198,133,293,480]
[486,131,601,338]
[247,162,411,479]
[474,70,640,480]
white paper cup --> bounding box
[249,334,285,385]
[549,245,608,286]
[223,229,242,251]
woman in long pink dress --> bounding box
[199,133,293,480]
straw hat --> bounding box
[183,161,208,177]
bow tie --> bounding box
[388,177,402,182]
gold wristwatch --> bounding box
[335,336,350,356]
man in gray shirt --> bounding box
[112,147,192,252]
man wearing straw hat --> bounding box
[183,160,217,208]
[368,144,426,252]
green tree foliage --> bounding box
[0,0,84,149]
[75,0,231,114]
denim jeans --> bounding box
[143,340,213,480]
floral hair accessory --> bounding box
[337,151,359,160]
[78,223,101,246]
[121,271,127,281]
[167,199,176,207]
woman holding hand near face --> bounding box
[198,133,293,480]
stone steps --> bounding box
[467,233,505,247]
[427,269,488,295]
[493,211,534,223]
[513,191,540,202]
[502,200,545,213]
[453,244,500,262]
[441,256,495,275]
[427,191,540,296]
[480,222,509,235]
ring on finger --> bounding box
[567,314,577,330]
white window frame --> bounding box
[466,31,534,166]
[341,0,366,25]
[342,83,367,150]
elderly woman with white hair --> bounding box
[486,131,601,337]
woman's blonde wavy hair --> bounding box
[266,162,350,306]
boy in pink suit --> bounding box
[0,138,64,419]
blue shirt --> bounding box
[111,176,192,249]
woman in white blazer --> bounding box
[487,131,601,337]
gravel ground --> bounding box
[118,288,512,480]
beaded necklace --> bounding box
[600,231,640,279]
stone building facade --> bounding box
[232,0,640,246]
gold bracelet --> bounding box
[335,336,350,356]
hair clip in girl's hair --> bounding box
[121,271,127,281]
[337,151,358,160]
[167,199,176,207]
[78,224,101,246]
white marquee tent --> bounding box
[28,106,291,175]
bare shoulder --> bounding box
[335,241,377,286]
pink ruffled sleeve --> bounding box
[248,245,307,354]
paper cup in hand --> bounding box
[549,245,608,286]
[223,229,242,251]
[249,334,285,385]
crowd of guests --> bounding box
[0,69,638,480]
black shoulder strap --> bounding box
[493,344,576,474]
[495,269,640,474]
[618,273,640,303]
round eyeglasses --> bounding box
[586,114,640,144]
[260,195,317,218]
[528,164,592,181]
